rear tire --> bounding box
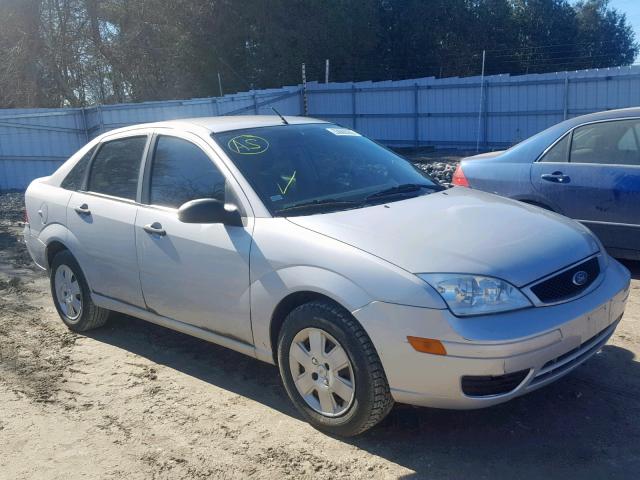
[50,250,110,332]
[277,300,393,436]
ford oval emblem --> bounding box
[572,270,589,286]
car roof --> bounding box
[102,115,329,137]
[562,106,640,126]
[494,106,640,162]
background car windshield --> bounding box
[214,124,438,215]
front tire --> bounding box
[50,250,110,332]
[277,300,393,436]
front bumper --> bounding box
[352,257,630,409]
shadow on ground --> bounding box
[89,312,640,480]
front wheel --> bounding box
[277,300,393,436]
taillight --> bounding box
[452,164,470,187]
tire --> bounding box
[50,250,110,332]
[277,300,393,436]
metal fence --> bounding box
[2,65,640,190]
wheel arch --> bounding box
[269,291,357,365]
[250,265,374,364]
[38,223,85,272]
[45,240,69,270]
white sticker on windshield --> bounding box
[326,127,360,136]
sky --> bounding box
[608,0,640,47]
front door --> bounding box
[135,133,254,343]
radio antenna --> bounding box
[271,107,289,125]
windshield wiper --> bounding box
[275,198,360,215]
[364,183,442,202]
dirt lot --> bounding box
[1,191,639,480]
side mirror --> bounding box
[178,198,243,226]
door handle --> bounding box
[74,203,91,215]
[541,171,570,183]
[143,222,166,236]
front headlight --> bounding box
[418,274,532,316]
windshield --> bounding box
[213,123,441,216]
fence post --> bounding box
[483,82,489,148]
[97,105,104,134]
[563,74,569,120]
[301,63,308,115]
[217,72,224,97]
[475,49,486,152]
[210,97,217,116]
[414,83,419,148]
[80,108,89,142]
[352,84,357,130]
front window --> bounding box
[213,124,441,216]
[149,135,226,209]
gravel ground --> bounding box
[1,190,639,480]
[405,150,471,187]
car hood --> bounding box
[286,188,600,287]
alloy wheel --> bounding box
[289,327,356,417]
[54,264,82,321]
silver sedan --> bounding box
[24,116,630,436]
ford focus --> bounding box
[24,116,630,436]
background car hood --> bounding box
[286,187,600,287]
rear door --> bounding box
[67,132,149,307]
[531,118,640,256]
[134,131,254,343]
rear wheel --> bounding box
[50,250,110,332]
[277,300,393,436]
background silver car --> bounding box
[24,116,630,436]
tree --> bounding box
[574,0,638,69]
[0,0,637,107]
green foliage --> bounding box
[0,0,637,107]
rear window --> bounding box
[88,136,147,200]
[570,119,640,166]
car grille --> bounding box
[461,370,530,397]
[530,257,600,304]
[530,318,619,386]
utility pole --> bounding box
[475,50,486,153]
[301,63,308,115]
[325,59,330,83]
[217,72,224,97]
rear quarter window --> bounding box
[61,147,95,191]
[539,133,570,163]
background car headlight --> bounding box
[418,274,532,316]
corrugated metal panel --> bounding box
[4,65,640,189]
